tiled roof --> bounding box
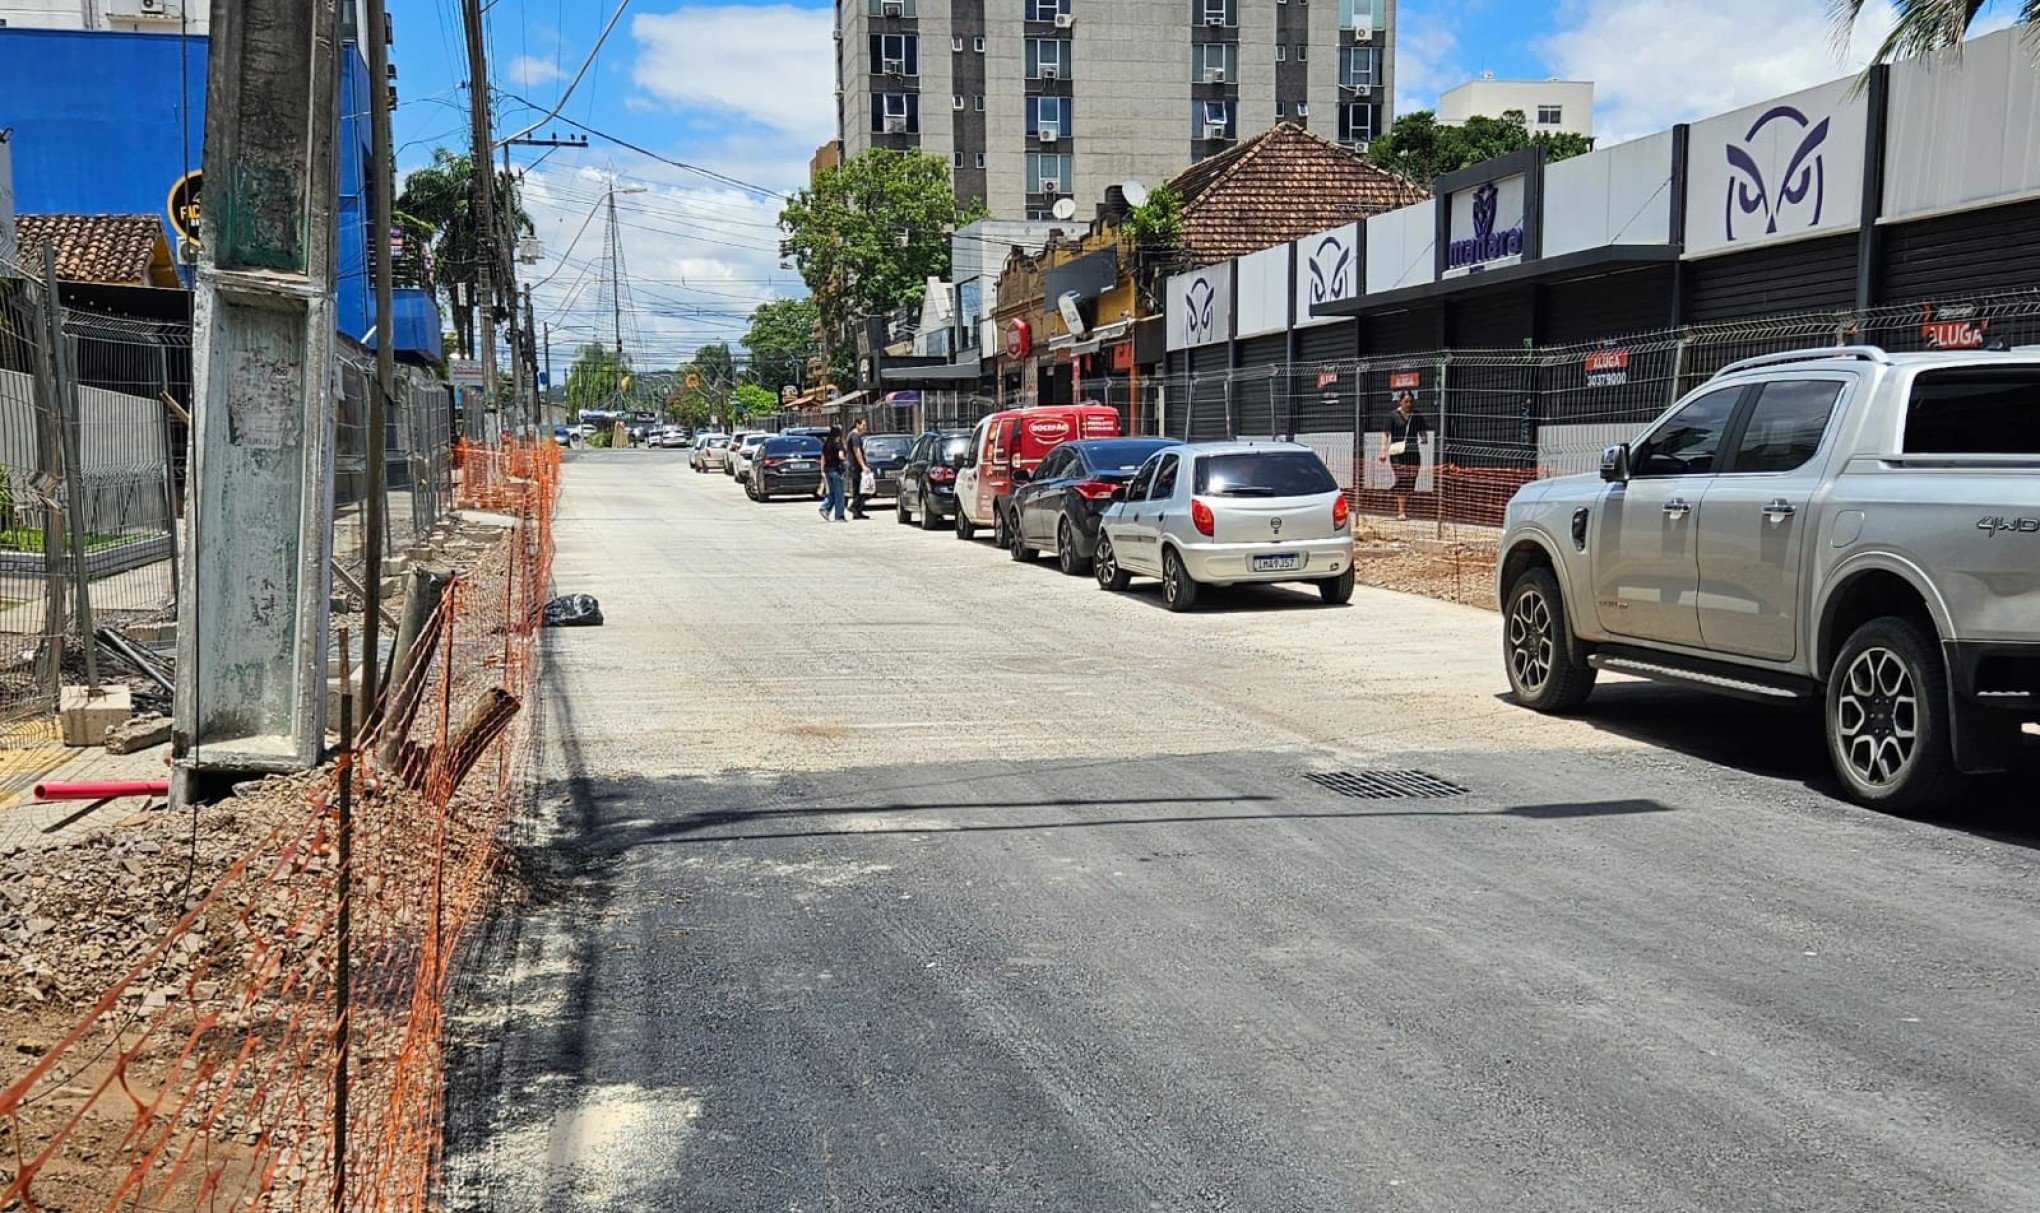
[1168,123,1429,263]
[14,214,171,285]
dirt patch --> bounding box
[1352,537,1500,612]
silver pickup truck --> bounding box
[1498,346,2039,811]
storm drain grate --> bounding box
[1306,770,1469,801]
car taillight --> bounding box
[762,456,785,467]
[1334,494,1350,529]
[929,466,957,483]
[1191,498,1215,537]
[1071,479,1117,501]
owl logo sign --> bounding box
[1183,276,1217,345]
[1307,233,1352,305]
[1725,105,1830,242]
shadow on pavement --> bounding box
[1530,681,2040,849]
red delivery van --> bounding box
[954,404,1120,541]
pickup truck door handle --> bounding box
[1763,499,1797,521]
[1662,498,1692,519]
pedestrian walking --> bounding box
[1388,390,1428,522]
[848,418,873,520]
[819,425,849,522]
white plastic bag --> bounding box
[860,468,877,495]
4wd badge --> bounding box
[1978,516,2040,535]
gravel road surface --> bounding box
[445,450,2040,1212]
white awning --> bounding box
[822,389,869,410]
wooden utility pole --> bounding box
[460,0,499,414]
[360,0,397,724]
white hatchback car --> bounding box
[1093,442,1355,611]
[727,432,770,481]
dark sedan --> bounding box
[861,433,916,499]
[1006,437,1176,573]
[747,435,825,501]
[894,429,974,530]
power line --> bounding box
[497,91,793,199]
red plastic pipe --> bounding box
[33,780,169,802]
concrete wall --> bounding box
[1067,0,1193,212]
[1237,0,1278,136]
[1438,78,1594,138]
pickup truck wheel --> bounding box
[1161,548,1201,612]
[1094,536,1131,591]
[1504,566,1596,712]
[1826,617,1968,813]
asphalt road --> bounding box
[444,450,2040,1212]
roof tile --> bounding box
[14,214,171,285]
[1168,123,1429,264]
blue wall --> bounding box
[0,27,439,361]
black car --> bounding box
[1006,437,1177,573]
[861,433,916,499]
[748,435,825,501]
[894,429,974,530]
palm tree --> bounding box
[1835,0,2036,64]
[396,148,534,358]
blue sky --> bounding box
[381,0,2011,367]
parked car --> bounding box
[552,425,573,447]
[1499,345,2040,812]
[653,426,691,449]
[859,433,916,499]
[728,432,770,481]
[782,426,833,439]
[747,435,826,501]
[955,405,1122,542]
[894,429,974,530]
[1005,437,1177,574]
[1093,442,1355,611]
[690,433,731,472]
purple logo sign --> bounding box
[1447,181,1523,271]
[1183,276,1216,344]
[1308,234,1352,304]
[1725,105,1830,241]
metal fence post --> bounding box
[41,248,96,689]
[1435,353,1451,542]
[28,266,68,700]
[154,339,181,615]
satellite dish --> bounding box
[1122,179,1150,207]
[1051,197,1078,221]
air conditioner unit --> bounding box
[882,57,906,74]
[884,116,909,133]
[1041,64,1059,79]
[1210,67,1226,83]
[1296,102,1310,116]
[833,28,843,40]
[881,0,904,14]
[1356,84,1373,97]
[1053,12,1074,27]
[1040,178,1061,194]
[1203,123,1228,139]
[1355,25,1373,40]
[138,0,166,11]
[1205,15,1226,25]
[1038,127,1060,142]
[1353,138,1371,153]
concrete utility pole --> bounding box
[173,0,343,802]
[460,0,499,416]
[361,0,397,725]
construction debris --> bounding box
[104,712,173,755]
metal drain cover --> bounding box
[1306,770,1468,800]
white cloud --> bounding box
[1391,12,1465,115]
[629,4,837,143]
[507,55,564,88]
[1535,0,1912,143]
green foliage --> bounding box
[730,383,780,419]
[1124,184,1185,250]
[741,298,821,394]
[396,148,536,354]
[778,149,989,344]
[1368,110,1593,188]
[691,342,737,393]
[565,343,626,412]
[1837,0,2037,67]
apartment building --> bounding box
[0,0,207,33]
[1438,74,1594,139]
[836,0,1396,219]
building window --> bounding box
[1297,43,1307,60]
[869,0,918,13]
[1275,100,1286,116]
[975,35,987,51]
[953,93,965,109]
[1338,101,1374,144]
[976,151,987,169]
[1029,95,1069,136]
[1537,104,1564,126]
[1194,100,1236,140]
[1026,36,1071,78]
[1027,151,1073,193]
[1339,0,1381,30]
[1192,42,1236,83]
[873,93,921,133]
[954,150,965,167]
[1274,44,1286,62]
[870,33,920,75]
[1198,0,1236,27]
[975,93,986,110]
[1339,44,1379,87]
[1025,0,1070,20]
[952,34,964,51]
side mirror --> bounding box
[1600,443,1632,484]
[1011,468,1031,484]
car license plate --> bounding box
[1253,553,1302,572]
[789,461,815,470]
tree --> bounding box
[741,298,821,394]
[1124,183,1185,251]
[396,148,535,358]
[1368,110,1593,188]
[730,383,780,421]
[565,343,626,413]
[691,342,737,393]
[1837,0,2036,65]
[778,149,988,356]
